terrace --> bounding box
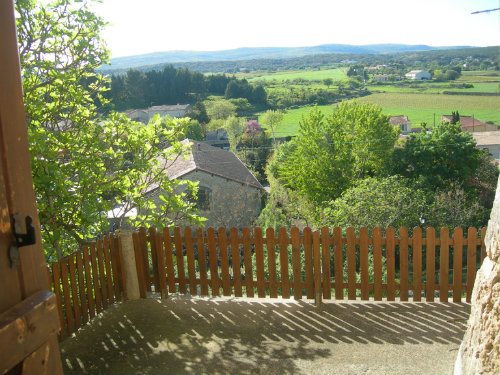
[49,225,484,375]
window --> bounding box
[197,187,211,210]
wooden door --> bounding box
[0,1,63,374]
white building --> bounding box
[405,70,431,80]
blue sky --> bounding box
[90,0,500,58]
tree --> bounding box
[323,78,333,88]
[321,176,428,231]
[17,0,204,260]
[389,121,482,191]
[205,99,237,120]
[261,109,283,146]
[450,111,460,125]
[278,103,399,204]
[223,116,246,150]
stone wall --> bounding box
[148,170,263,229]
[455,175,500,375]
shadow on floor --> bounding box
[60,296,470,375]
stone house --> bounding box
[149,139,264,229]
[125,104,192,124]
[441,115,498,132]
[389,115,412,134]
[472,131,500,161]
[405,70,431,80]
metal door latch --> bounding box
[9,215,36,268]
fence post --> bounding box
[115,230,140,300]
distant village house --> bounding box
[389,115,412,134]
[125,104,192,123]
[441,115,498,132]
[405,70,431,80]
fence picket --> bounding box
[303,227,314,299]
[138,227,151,292]
[426,228,436,302]
[96,240,108,308]
[102,236,115,304]
[242,228,254,297]
[163,228,177,293]
[219,227,232,296]
[453,228,464,302]
[291,227,302,300]
[60,258,74,335]
[333,227,343,300]
[82,247,95,319]
[346,227,356,300]
[372,227,382,301]
[90,244,103,311]
[196,228,209,296]
[230,228,242,297]
[75,251,88,324]
[466,227,477,302]
[207,228,219,296]
[439,228,450,302]
[155,231,167,299]
[132,233,147,298]
[321,227,332,299]
[386,227,396,301]
[109,234,122,299]
[174,227,187,294]
[481,227,487,262]
[254,227,266,298]
[185,227,198,295]
[148,227,160,292]
[399,227,409,301]
[413,227,423,302]
[278,228,290,299]
[313,231,322,305]
[360,227,369,300]
[266,228,278,298]
[51,262,66,339]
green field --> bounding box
[263,92,500,136]
[366,82,500,94]
[249,68,346,82]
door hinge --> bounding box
[9,215,36,268]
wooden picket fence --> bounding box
[46,233,125,339]
[47,226,487,339]
[135,226,487,304]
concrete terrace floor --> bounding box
[60,296,470,375]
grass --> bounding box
[366,82,500,94]
[264,91,500,136]
[249,68,346,82]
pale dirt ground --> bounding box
[60,296,470,375]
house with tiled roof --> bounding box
[389,115,412,134]
[125,104,192,123]
[441,115,498,133]
[472,131,500,161]
[148,139,264,228]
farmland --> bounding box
[247,68,346,82]
[253,68,499,136]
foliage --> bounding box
[223,116,246,150]
[278,103,399,204]
[261,109,283,145]
[17,0,205,260]
[185,102,209,124]
[389,121,482,190]
[205,99,237,120]
[320,176,427,231]
[237,121,272,183]
[184,119,204,140]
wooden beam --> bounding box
[0,290,60,374]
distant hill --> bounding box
[103,43,474,72]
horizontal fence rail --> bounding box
[47,233,125,339]
[135,226,487,304]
